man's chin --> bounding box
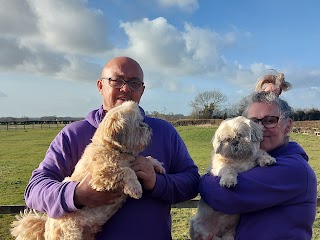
[116,99,127,104]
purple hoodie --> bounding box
[199,142,317,240]
[25,106,200,240]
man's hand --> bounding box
[131,156,158,191]
[74,173,121,207]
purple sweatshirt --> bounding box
[24,106,200,240]
[199,142,317,240]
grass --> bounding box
[0,129,60,205]
[1,126,320,239]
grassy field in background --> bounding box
[1,125,320,239]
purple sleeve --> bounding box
[199,155,317,214]
[24,127,90,218]
[145,121,200,204]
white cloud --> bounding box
[22,0,111,55]
[56,56,102,83]
[0,0,111,82]
[0,0,38,37]
[116,17,240,92]
[1,0,111,56]
[119,17,186,69]
[157,0,199,12]
[0,0,246,91]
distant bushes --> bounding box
[170,119,320,129]
[171,119,223,127]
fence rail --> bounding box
[1,198,319,214]
[0,121,72,130]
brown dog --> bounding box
[11,101,165,240]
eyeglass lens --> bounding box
[104,78,143,91]
[250,116,279,128]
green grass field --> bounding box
[1,126,320,239]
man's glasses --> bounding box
[249,116,280,129]
[101,78,144,91]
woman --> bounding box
[199,91,317,239]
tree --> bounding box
[294,109,307,121]
[190,90,227,119]
[230,96,250,117]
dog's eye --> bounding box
[139,123,148,128]
[237,133,244,138]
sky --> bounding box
[1,0,320,118]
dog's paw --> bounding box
[257,155,276,167]
[124,183,142,199]
[219,176,237,188]
[218,167,238,188]
[146,156,166,174]
[256,150,276,167]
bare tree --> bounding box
[190,90,227,119]
[228,96,249,117]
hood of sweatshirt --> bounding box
[84,105,146,129]
[268,141,309,162]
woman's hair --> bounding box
[242,91,294,120]
[255,69,292,93]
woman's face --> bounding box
[246,102,292,152]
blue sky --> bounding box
[1,0,319,117]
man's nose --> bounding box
[120,82,131,92]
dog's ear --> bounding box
[248,119,264,142]
[212,133,218,153]
[92,111,125,145]
[212,121,224,153]
[105,111,125,141]
[92,116,108,144]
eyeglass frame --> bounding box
[100,77,144,91]
[249,116,282,129]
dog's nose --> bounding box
[233,140,239,145]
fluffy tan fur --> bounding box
[254,70,292,96]
[190,116,276,240]
[11,101,165,240]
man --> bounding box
[24,56,200,239]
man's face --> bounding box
[97,57,144,111]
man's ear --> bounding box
[97,79,103,95]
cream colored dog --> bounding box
[190,116,276,240]
[11,101,165,240]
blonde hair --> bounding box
[255,69,292,95]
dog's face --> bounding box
[212,116,264,160]
[93,101,152,155]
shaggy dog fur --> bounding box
[11,101,165,240]
[189,116,276,240]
